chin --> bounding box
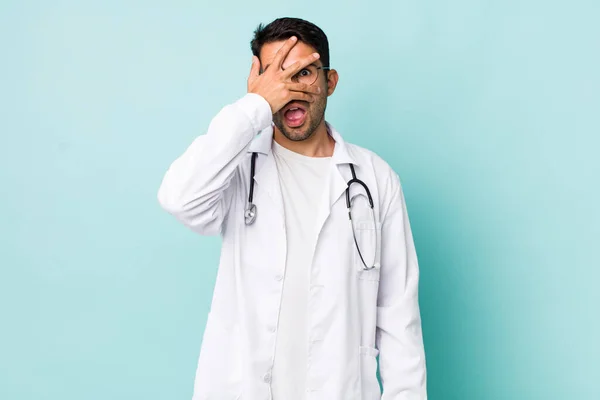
[283,126,312,142]
[274,119,310,142]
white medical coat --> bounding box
[158,93,427,399]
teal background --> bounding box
[1,0,599,399]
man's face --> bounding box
[259,40,330,141]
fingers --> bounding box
[281,52,321,79]
[287,82,321,95]
[284,82,321,105]
[273,36,299,69]
[287,91,317,103]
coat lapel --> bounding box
[313,123,356,238]
[254,151,284,218]
[248,125,284,218]
[313,164,347,238]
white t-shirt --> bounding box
[270,140,332,400]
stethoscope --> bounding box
[244,152,378,270]
[243,152,259,225]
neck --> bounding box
[273,121,335,157]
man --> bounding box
[158,17,427,400]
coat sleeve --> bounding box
[157,93,272,235]
[376,172,427,399]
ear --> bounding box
[326,69,339,96]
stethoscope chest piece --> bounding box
[244,203,257,225]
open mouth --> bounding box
[282,103,307,128]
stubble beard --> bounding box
[273,95,327,142]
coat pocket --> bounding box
[359,345,381,400]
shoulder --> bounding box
[345,141,401,189]
[343,141,406,221]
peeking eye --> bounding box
[298,69,311,77]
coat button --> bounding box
[263,373,272,383]
[275,275,283,281]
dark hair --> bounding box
[250,17,330,68]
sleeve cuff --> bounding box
[234,93,273,133]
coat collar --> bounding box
[248,121,355,165]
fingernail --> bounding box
[317,87,321,93]
[291,36,297,42]
[313,53,320,58]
